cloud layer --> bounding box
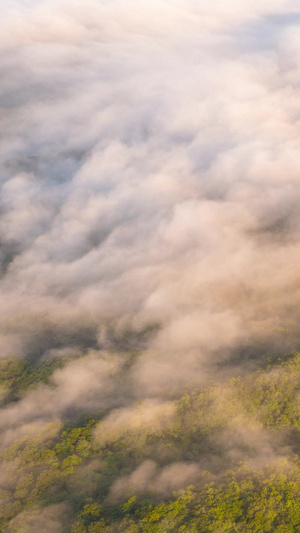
[1,0,300,443]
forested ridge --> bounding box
[1,350,300,532]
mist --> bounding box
[1,0,300,530]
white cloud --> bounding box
[0,0,300,430]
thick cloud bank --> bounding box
[1,0,300,416]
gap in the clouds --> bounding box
[0,357,66,406]
[15,317,160,367]
[24,320,99,365]
[101,322,160,353]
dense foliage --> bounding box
[1,352,300,531]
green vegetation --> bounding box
[1,352,300,531]
[0,357,66,405]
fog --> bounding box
[1,0,300,514]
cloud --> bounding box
[94,400,176,445]
[4,503,69,533]
[0,0,300,445]
[0,352,122,431]
[0,420,62,451]
[110,460,201,499]
[213,415,293,470]
[110,460,157,499]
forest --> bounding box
[1,346,300,532]
[2,0,300,531]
